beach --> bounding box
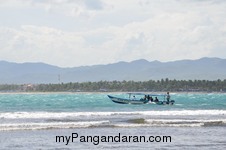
[1,127,226,150]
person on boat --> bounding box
[147,95,150,101]
[140,95,145,101]
[150,96,153,102]
[154,97,159,102]
[133,95,136,100]
[143,95,147,100]
[166,92,170,103]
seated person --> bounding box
[150,96,153,102]
[147,95,150,101]
[143,95,147,100]
[154,97,159,102]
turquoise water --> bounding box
[0,93,226,112]
[0,93,226,149]
[0,92,226,130]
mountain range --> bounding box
[0,57,225,84]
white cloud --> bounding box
[30,0,106,18]
[0,26,86,66]
[0,0,226,67]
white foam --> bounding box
[115,123,203,128]
[138,110,226,116]
[0,110,226,119]
[0,120,110,131]
[1,118,225,131]
[117,118,226,128]
[146,119,226,126]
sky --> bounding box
[0,0,226,67]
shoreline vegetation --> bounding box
[0,79,226,93]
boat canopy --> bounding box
[127,93,167,97]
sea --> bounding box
[0,92,226,150]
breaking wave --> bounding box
[1,118,226,131]
[0,120,110,131]
[1,110,226,131]
[1,110,226,119]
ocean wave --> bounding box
[1,110,226,119]
[120,118,226,128]
[0,120,110,131]
[146,119,226,127]
[122,118,226,127]
[115,123,203,128]
[1,118,226,131]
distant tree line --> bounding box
[0,79,226,92]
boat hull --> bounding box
[107,95,149,104]
[153,100,175,105]
[108,95,175,105]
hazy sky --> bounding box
[0,0,226,67]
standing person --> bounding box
[166,92,170,103]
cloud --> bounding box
[0,26,86,66]
[0,0,226,67]
[0,0,106,18]
[31,0,106,18]
[83,0,104,10]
